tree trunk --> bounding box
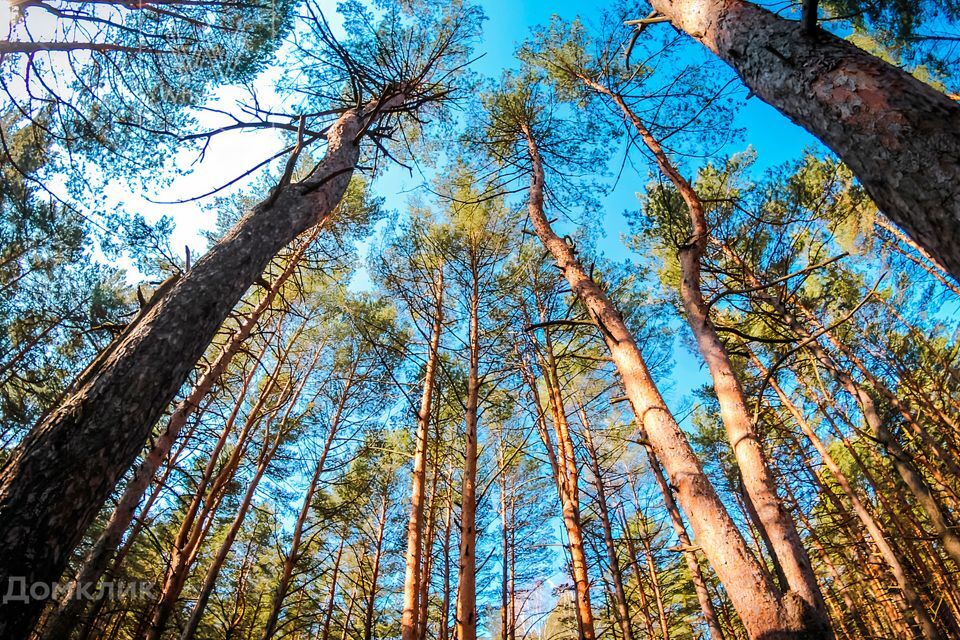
[719,242,960,569]
[178,347,322,640]
[260,352,360,640]
[755,355,941,640]
[0,101,383,639]
[641,437,726,640]
[363,495,388,640]
[587,80,826,627]
[646,0,960,281]
[454,261,480,640]
[520,124,823,639]
[402,266,444,640]
[579,405,634,640]
[40,229,318,640]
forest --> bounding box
[0,0,959,638]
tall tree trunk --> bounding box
[40,229,318,640]
[319,539,346,640]
[586,79,825,626]
[645,0,960,281]
[579,405,634,640]
[0,99,391,639]
[520,124,821,639]
[177,347,322,640]
[454,261,480,640]
[402,266,444,640]
[260,352,360,640]
[363,495,389,640]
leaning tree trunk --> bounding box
[645,0,960,282]
[401,266,444,640]
[520,123,825,639]
[39,229,318,640]
[0,101,382,639]
[589,79,827,630]
[756,354,942,640]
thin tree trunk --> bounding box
[402,266,444,640]
[520,124,819,639]
[362,495,388,640]
[454,260,480,640]
[719,242,960,568]
[641,437,726,640]
[319,539,346,640]
[646,0,960,281]
[178,347,323,640]
[754,354,941,639]
[0,98,394,638]
[579,405,634,640]
[260,352,360,640]
[617,504,657,640]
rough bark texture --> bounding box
[402,267,444,640]
[647,0,960,282]
[0,105,369,639]
[521,125,825,639]
[591,81,826,631]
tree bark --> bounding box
[585,79,826,627]
[520,124,824,639]
[646,0,960,281]
[454,260,480,640]
[402,266,444,640]
[579,405,634,640]
[0,100,382,639]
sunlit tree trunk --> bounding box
[646,0,960,281]
[402,266,444,640]
[520,123,821,639]
[579,405,634,640]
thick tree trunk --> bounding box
[454,265,480,640]
[40,230,318,640]
[579,406,634,640]
[0,103,374,639]
[646,0,960,281]
[521,125,824,639]
[402,267,444,640]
